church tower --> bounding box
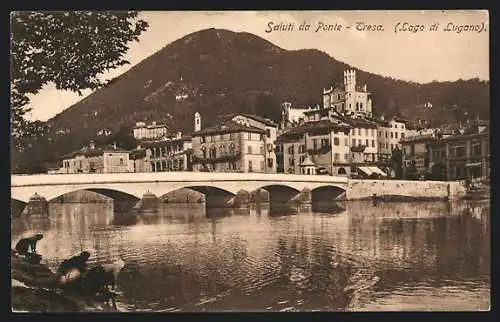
[194,112,201,132]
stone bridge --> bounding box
[11,172,348,215]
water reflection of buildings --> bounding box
[343,201,490,282]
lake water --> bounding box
[11,200,490,312]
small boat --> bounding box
[11,251,117,308]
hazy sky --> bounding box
[22,10,489,121]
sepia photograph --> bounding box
[10,10,490,312]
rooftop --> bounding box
[192,120,266,137]
[219,113,278,127]
[61,144,128,160]
[279,119,351,139]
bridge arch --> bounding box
[48,188,141,204]
[256,184,301,204]
[311,185,346,203]
[11,199,27,217]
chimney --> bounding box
[194,112,201,132]
[113,142,117,150]
[380,115,385,121]
[89,140,95,150]
[137,144,141,150]
[152,121,156,126]
[177,131,182,139]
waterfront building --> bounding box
[59,141,130,174]
[139,134,193,172]
[191,112,277,173]
[401,133,437,180]
[441,124,489,180]
[133,121,168,140]
[373,116,407,160]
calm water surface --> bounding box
[11,200,490,312]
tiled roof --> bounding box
[60,145,128,160]
[219,113,278,127]
[279,120,351,139]
[192,120,265,136]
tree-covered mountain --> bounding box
[12,28,489,173]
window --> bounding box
[266,129,271,138]
[352,139,356,146]
[299,145,305,153]
[313,139,318,150]
[380,143,383,149]
[289,157,295,166]
[395,132,398,139]
[230,133,235,140]
[364,128,368,136]
[472,144,481,156]
[248,160,253,172]
[391,144,394,150]
[358,139,362,146]
[344,153,349,161]
[456,146,466,157]
[334,153,340,162]
[378,131,381,137]
[345,138,348,146]
[210,146,217,159]
[119,158,124,165]
[260,146,264,154]
[390,132,394,139]
[267,158,273,168]
[338,94,341,100]
[299,155,305,163]
[248,133,252,140]
[401,132,405,139]
[326,138,333,146]
[371,140,375,148]
[385,132,388,138]
[261,161,265,170]
[248,146,252,154]
[201,136,206,143]
[366,139,369,146]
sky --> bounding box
[22,10,489,121]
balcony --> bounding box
[307,145,332,155]
[192,152,242,164]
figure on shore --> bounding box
[81,258,125,295]
[14,234,43,263]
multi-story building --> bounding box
[191,112,277,173]
[442,125,489,180]
[374,116,407,158]
[401,133,436,180]
[140,134,193,172]
[277,116,387,177]
[59,141,130,174]
[133,121,168,140]
[402,120,489,181]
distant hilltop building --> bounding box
[323,69,373,118]
[133,121,168,140]
[97,128,112,136]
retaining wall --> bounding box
[345,179,467,201]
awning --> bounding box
[465,162,482,167]
[368,166,387,177]
[358,167,374,176]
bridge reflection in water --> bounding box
[11,199,490,312]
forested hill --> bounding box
[46,28,489,138]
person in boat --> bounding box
[56,251,91,285]
[14,234,43,263]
